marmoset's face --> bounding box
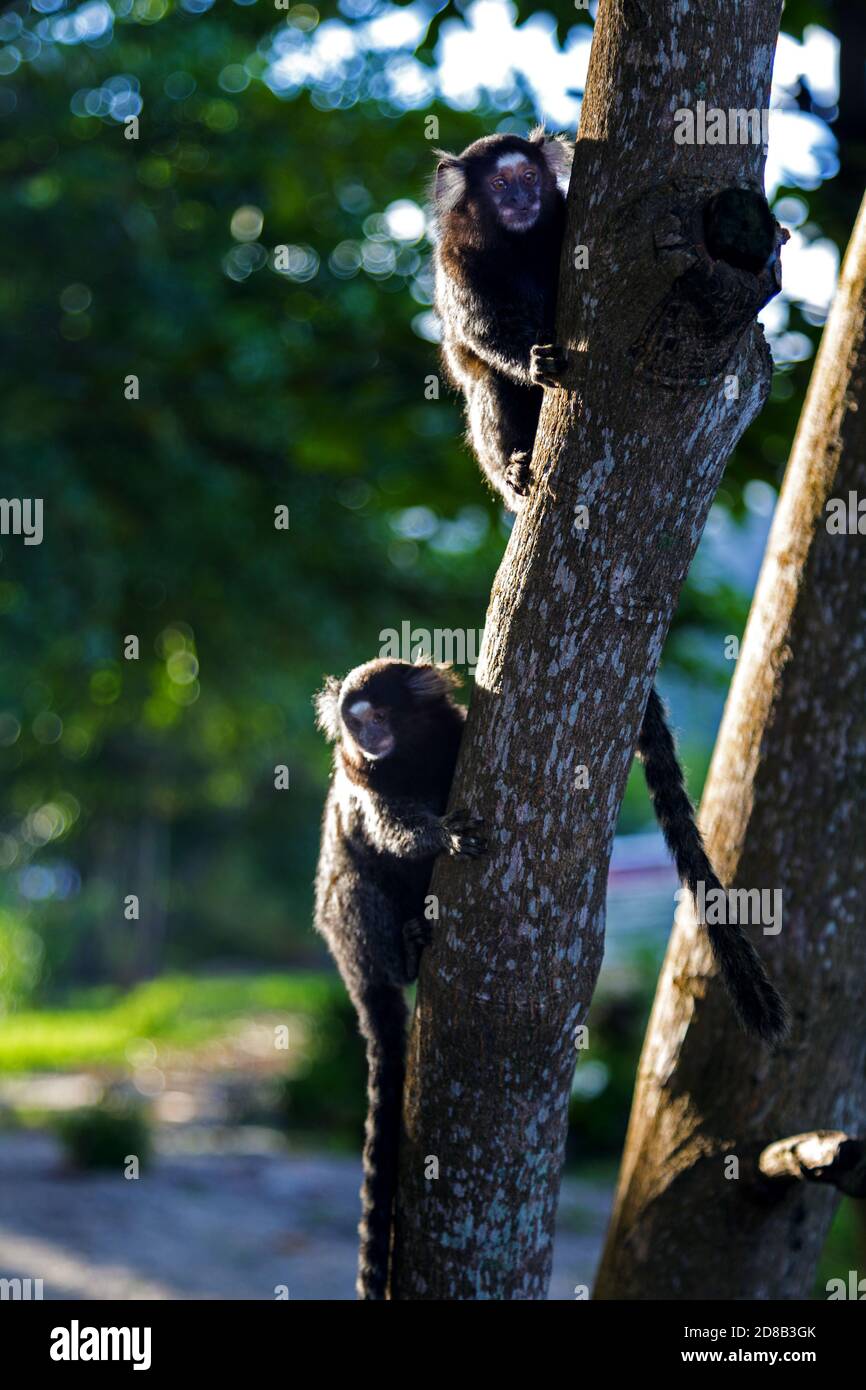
[486,153,543,233]
[341,698,396,760]
[317,660,456,763]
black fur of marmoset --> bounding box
[429,129,788,1044]
[432,126,572,511]
[313,659,485,1299]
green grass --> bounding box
[0,972,339,1072]
[816,1198,866,1297]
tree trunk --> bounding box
[595,190,866,1301]
[391,0,784,1300]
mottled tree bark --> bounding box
[391,0,784,1300]
[595,191,866,1301]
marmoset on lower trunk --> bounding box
[313,659,485,1300]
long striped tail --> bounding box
[355,984,408,1299]
[638,686,789,1043]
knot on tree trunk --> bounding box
[631,186,786,386]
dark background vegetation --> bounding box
[0,0,863,1292]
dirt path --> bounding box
[0,1130,610,1300]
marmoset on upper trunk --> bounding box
[428,127,788,1045]
[432,126,571,511]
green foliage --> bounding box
[0,970,338,1070]
[0,907,43,1012]
[278,990,368,1141]
[0,1,845,988]
[56,1095,152,1171]
[1,1,512,984]
[816,1200,866,1297]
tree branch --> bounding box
[759,1133,866,1199]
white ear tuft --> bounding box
[314,675,342,741]
[529,127,574,189]
[406,662,460,700]
[434,155,466,212]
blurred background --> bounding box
[0,0,864,1298]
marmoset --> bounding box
[432,126,571,511]
[313,658,485,1300]
[429,129,787,1044]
